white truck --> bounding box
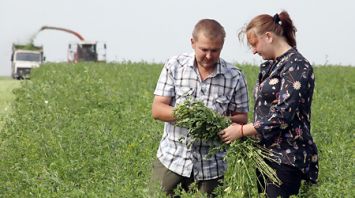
[11,44,45,79]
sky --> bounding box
[1,0,354,76]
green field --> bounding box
[0,77,20,129]
[0,63,354,197]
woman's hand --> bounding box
[218,123,243,144]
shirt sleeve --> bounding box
[254,59,314,141]
[229,71,249,113]
[154,60,175,97]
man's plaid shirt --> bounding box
[154,53,249,180]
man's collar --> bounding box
[189,52,227,77]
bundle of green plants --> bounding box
[174,98,231,142]
[13,43,41,50]
[173,98,281,196]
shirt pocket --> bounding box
[213,95,230,115]
[175,87,195,105]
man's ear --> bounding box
[191,38,195,48]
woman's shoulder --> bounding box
[283,49,313,72]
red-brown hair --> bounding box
[240,11,297,47]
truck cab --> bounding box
[11,44,44,79]
[68,41,106,63]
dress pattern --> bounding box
[253,48,318,183]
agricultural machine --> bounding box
[39,26,107,63]
[11,43,45,79]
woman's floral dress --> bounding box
[253,48,318,183]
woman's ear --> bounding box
[265,32,273,43]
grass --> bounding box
[304,66,355,197]
[0,77,20,129]
[0,63,354,197]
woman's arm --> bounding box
[219,123,257,144]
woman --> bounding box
[219,11,318,197]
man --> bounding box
[151,19,249,197]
